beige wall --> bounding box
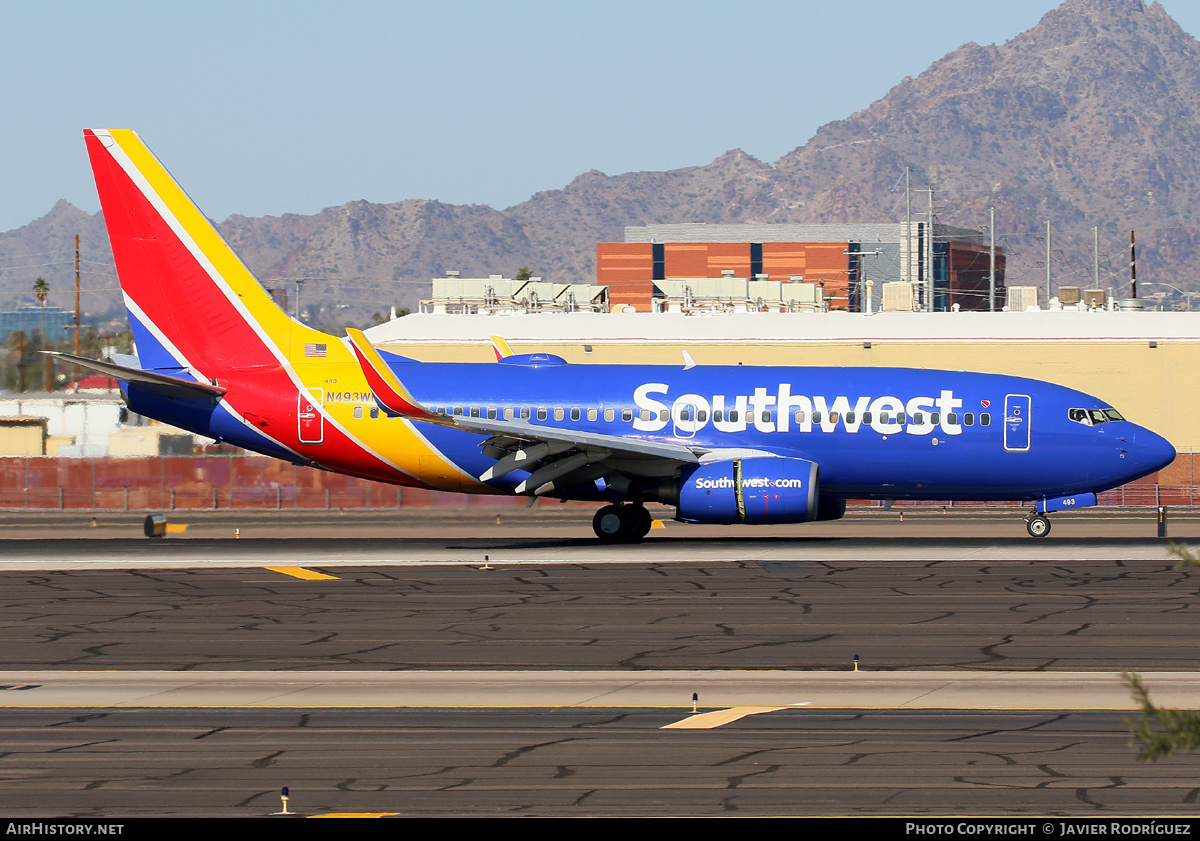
[381,338,1196,452]
[0,418,47,456]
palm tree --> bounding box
[33,277,49,390]
[32,276,48,338]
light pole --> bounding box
[1140,282,1195,311]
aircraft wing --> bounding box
[441,414,700,493]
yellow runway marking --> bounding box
[661,706,785,729]
[265,566,339,580]
[310,813,398,818]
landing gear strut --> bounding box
[592,503,653,543]
[1025,512,1051,538]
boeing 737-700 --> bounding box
[54,129,1176,541]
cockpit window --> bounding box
[1069,407,1125,426]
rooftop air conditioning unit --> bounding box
[881,282,915,312]
[1058,286,1082,306]
[1007,286,1039,311]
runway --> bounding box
[2,669,1199,709]
[2,708,1198,817]
[2,511,1200,815]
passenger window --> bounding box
[537,408,547,421]
[862,412,872,424]
[715,410,724,422]
[763,410,772,422]
[794,411,804,423]
[981,413,991,426]
[470,407,480,418]
[680,409,691,421]
[520,407,531,420]
[930,412,940,425]
[829,412,840,424]
[697,410,707,423]
[640,409,651,421]
[964,412,974,426]
[913,412,924,425]
[587,408,597,421]
[487,408,497,420]
[353,406,363,419]
[370,407,379,419]
[604,408,614,422]
[453,406,463,416]
[622,408,632,422]
[504,407,514,420]
[947,412,957,425]
[554,408,564,421]
[729,411,739,422]
[570,408,581,421]
[897,414,906,426]
[812,411,822,424]
[845,412,855,424]
[746,412,755,423]
[659,409,669,422]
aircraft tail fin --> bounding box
[84,129,307,377]
[490,335,514,360]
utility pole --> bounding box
[905,167,912,286]
[74,234,80,356]
[73,234,81,390]
[1130,230,1138,299]
[989,207,996,312]
[1045,220,1052,301]
[1093,226,1100,289]
[926,186,935,311]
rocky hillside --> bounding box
[3,0,1198,323]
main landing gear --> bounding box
[1025,512,1052,538]
[592,503,653,543]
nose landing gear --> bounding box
[592,503,653,543]
[1025,512,1052,538]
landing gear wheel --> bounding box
[592,505,649,543]
[593,505,630,543]
[633,505,653,539]
[1026,514,1051,538]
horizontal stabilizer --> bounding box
[43,351,226,398]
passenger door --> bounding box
[1004,394,1030,452]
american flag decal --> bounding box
[304,343,328,357]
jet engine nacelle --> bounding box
[676,457,819,525]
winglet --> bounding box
[345,329,438,419]
[490,335,514,361]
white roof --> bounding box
[365,309,1200,346]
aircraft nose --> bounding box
[1130,426,1176,475]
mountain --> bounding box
[3,0,1199,323]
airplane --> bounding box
[56,128,1177,542]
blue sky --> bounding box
[3,0,1199,232]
